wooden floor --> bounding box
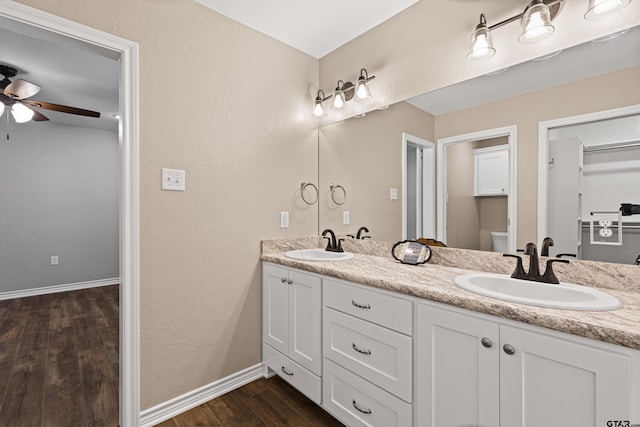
[156,376,344,427]
[0,285,119,427]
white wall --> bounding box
[0,122,119,293]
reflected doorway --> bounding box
[402,133,435,240]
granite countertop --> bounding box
[261,237,640,351]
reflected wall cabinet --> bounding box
[474,144,509,196]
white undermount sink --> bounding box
[284,248,354,262]
[454,273,622,311]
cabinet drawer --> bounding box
[323,358,412,427]
[324,278,412,335]
[263,343,321,404]
[324,308,412,402]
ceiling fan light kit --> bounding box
[313,68,375,117]
[0,64,101,131]
[468,0,631,60]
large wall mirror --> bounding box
[318,25,640,265]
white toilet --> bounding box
[490,231,508,253]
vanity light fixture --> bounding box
[468,0,562,60]
[313,90,332,117]
[313,68,376,117]
[585,0,630,20]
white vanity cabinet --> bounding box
[416,302,639,427]
[262,263,322,403]
[322,278,413,427]
[474,144,509,196]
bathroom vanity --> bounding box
[261,238,640,427]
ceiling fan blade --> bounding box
[25,100,101,118]
[31,109,49,122]
[4,79,41,100]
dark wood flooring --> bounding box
[0,285,119,427]
[156,375,344,427]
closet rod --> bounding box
[583,140,640,153]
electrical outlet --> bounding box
[161,168,186,191]
[280,211,289,228]
[343,211,350,225]
[51,256,59,265]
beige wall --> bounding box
[319,102,434,242]
[15,0,319,409]
[436,65,640,248]
[446,137,507,250]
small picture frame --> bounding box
[391,240,432,265]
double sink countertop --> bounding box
[261,237,640,351]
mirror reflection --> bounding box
[318,26,640,264]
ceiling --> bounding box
[193,0,420,58]
[0,19,120,132]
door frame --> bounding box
[0,2,141,426]
[402,133,435,240]
[537,104,640,243]
[437,125,517,253]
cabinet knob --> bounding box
[481,337,492,348]
[503,344,515,355]
[281,366,294,376]
[280,277,287,283]
[287,279,293,285]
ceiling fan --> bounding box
[0,64,101,126]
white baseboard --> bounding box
[139,362,265,427]
[0,277,120,301]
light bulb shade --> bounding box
[584,0,630,20]
[11,103,34,123]
[0,102,5,117]
[519,1,554,44]
[331,82,347,110]
[467,15,495,60]
[313,98,326,117]
[355,77,372,100]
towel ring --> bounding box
[300,182,318,205]
[330,184,347,205]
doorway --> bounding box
[402,133,435,240]
[0,2,139,425]
[437,125,517,253]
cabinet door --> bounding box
[416,304,500,427]
[475,147,509,196]
[500,325,632,427]
[288,270,322,375]
[262,264,289,355]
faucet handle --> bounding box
[542,259,570,284]
[322,236,332,251]
[503,254,528,280]
[336,238,345,253]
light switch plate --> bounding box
[162,168,186,191]
[390,188,398,200]
[280,212,289,228]
[343,211,350,225]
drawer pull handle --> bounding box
[280,277,287,283]
[481,337,492,348]
[281,366,294,376]
[351,300,371,310]
[287,279,293,285]
[352,342,372,355]
[352,399,372,415]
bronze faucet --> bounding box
[322,229,344,252]
[503,242,569,284]
[540,237,554,257]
